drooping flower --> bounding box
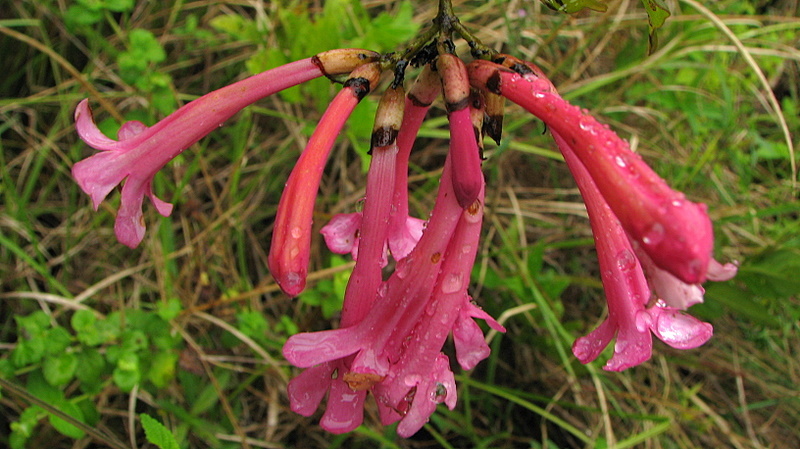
[285,145,501,433]
[466,57,737,370]
[467,59,717,284]
[559,130,719,370]
[267,62,383,297]
[74,49,379,248]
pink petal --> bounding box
[452,308,491,370]
[74,99,118,149]
[147,189,174,217]
[463,301,506,332]
[388,216,425,260]
[319,379,366,434]
[282,327,363,368]
[637,248,705,309]
[603,322,653,372]
[649,306,713,349]
[72,151,129,209]
[114,177,149,248]
[572,318,616,364]
[118,120,148,140]
[287,363,333,416]
[706,258,739,282]
[321,213,362,255]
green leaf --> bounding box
[128,29,166,63]
[102,0,134,13]
[641,0,670,29]
[641,0,671,50]
[48,401,86,439]
[147,351,178,388]
[44,326,73,356]
[112,352,141,392]
[140,413,180,449]
[157,298,183,322]
[75,348,107,394]
[43,353,78,387]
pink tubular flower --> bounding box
[73,49,379,248]
[559,131,718,371]
[284,148,502,434]
[467,60,716,285]
[438,54,484,209]
[466,57,736,370]
[268,63,383,297]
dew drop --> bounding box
[613,338,629,354]
[403,375,421,387]
[434,383,447,402]
[395,257,412,279]
[614,155,627,168]
[634,310,652,333]
[291,226,302,239]
[641,223,665,246]
[441,273,462,294]
[671,199,682,207]
[534,92,546,99]
[531,78,550,92]
[616,249,636,271]
[289,247,300,258]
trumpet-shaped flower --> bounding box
[74,49,379,248]
[467,60,717,284]
[556,131,730,370]
[268,63,383,296]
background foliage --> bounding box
[1,0,798,448]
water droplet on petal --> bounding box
[395,257,412,279]
[441,273,462,294]
[617,249,636,271]
[291,226,302,239]
[615,155,627,167]
[641,223,665,246]
[613,338,629,355]
[635,310,652,332]
[531,79,550,92]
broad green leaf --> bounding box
[43,353,78,387]
[140,413,180,449]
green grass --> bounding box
[1,0,799,448]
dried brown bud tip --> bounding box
[313,48,381,79]
[343,63,383,100]
[483,92,505,144]
[407,64,441,107]
[436,54,470,112]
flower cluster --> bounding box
[73,28,736,438]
